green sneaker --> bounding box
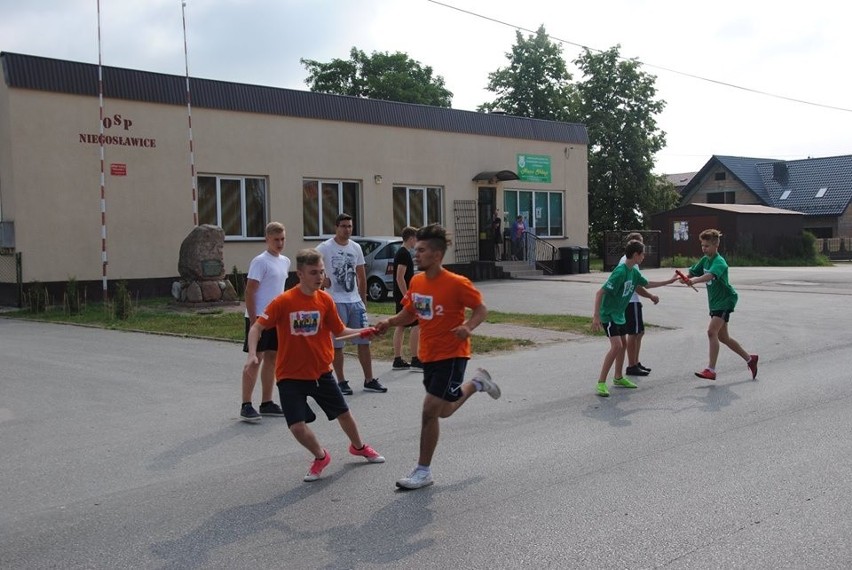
[596,382,610,397]
[613,376,638,389]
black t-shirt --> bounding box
[492,216,502,241]
[392,246,414,302]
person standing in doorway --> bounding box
[392,226,421,370]
[511,215,526,260]
[491,210,503,261]
[316,213,388,395]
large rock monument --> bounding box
[173,224,238,304]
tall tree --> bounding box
[478,25,575,121]
[301,47,452,107]
[571,46,668,251]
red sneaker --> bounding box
[303,450,331,482]
[695,368,716,380]
[349,443,385,463]
[747,354,759,379]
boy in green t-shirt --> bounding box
[592,240,677,397]
[680,229,758,381]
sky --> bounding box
[2,0,851,175]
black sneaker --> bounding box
[625,365,649,376]
[637,362,652,372]
[338,381,353,396]
[392,357,411,370]
[259,401,285,416]
[240,403,261,423]
[363,378,388,393]
[410,356,423,370]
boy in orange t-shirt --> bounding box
[375,224,501,490]
[245,248,385,483]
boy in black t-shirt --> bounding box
[392,226,421,369]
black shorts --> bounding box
[422,357,468,402]
[624,302,644,335]
[709,309,734,323]
[602,321,628,338]
[243,317,278,353]
[276,373,349,427]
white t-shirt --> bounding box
[618,254,641,303]
[316,237,365,303]
[244,250,291,317]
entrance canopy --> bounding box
[472,170,519,182]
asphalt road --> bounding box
[2,265,851,569]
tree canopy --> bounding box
[301,47,453,107]
[478,25,575,121]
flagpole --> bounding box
[97,0,108,300]
[181,0,198,226]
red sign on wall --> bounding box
[110,163,127,176]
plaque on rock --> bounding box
[201,259,224,278]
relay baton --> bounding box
[675,269,699,292]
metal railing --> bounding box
[520,231,558,275]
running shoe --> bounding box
[396,468,434,490]
[303,450,331,482]
[695,368,717,380]
[338,381,354,395]
[258,401,285,416]
[613,376,638,389]
[348,443,385,463]
[410,356,424,370]
[240,403,261,422]
[596,382,610,397]
[363,379,388,393]
[625,365,649,376]
[747,354,759,380]
[472,368,501,399]
[392,357,411,370]
[637,362,652,372]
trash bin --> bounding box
[557,247,573,274]
[578,247,590,273]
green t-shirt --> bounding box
[599,263,648,324]
[689,253,738,312]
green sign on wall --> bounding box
[517,154,551,183]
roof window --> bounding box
[780,190,791,200]
[815,187,827,198]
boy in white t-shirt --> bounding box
[240,222,295,422]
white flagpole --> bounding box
[97,0,108,299]
[181,0,198,226]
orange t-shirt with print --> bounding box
[402,268,483,363]
[256,287,345,381]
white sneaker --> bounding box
[472,368,501,399]
[396,468,434,490]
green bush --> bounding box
[24,281,49,313]
[113,280,133,320]
[65,276,83,316]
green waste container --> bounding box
[578,247,590,273]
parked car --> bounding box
[352,236,404,302]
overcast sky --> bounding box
[2,0,850,175]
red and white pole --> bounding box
[181,0,198,226]
[97,0,108,300]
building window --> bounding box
[392,186,443,234]
[303,179,361,237]
[504,189,564,237]
[706,191,735,204]
[714,172,726,181]
[815,187,827,198]
[198,175,267,238]
[780,190,791,200]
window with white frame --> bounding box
[303,179,361,237]
[392,186,443,235]
[198,175,267,238]
[503,189,564,237]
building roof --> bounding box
[680,154,852,217]
[683,203,803,215]
[1,51,588,145]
